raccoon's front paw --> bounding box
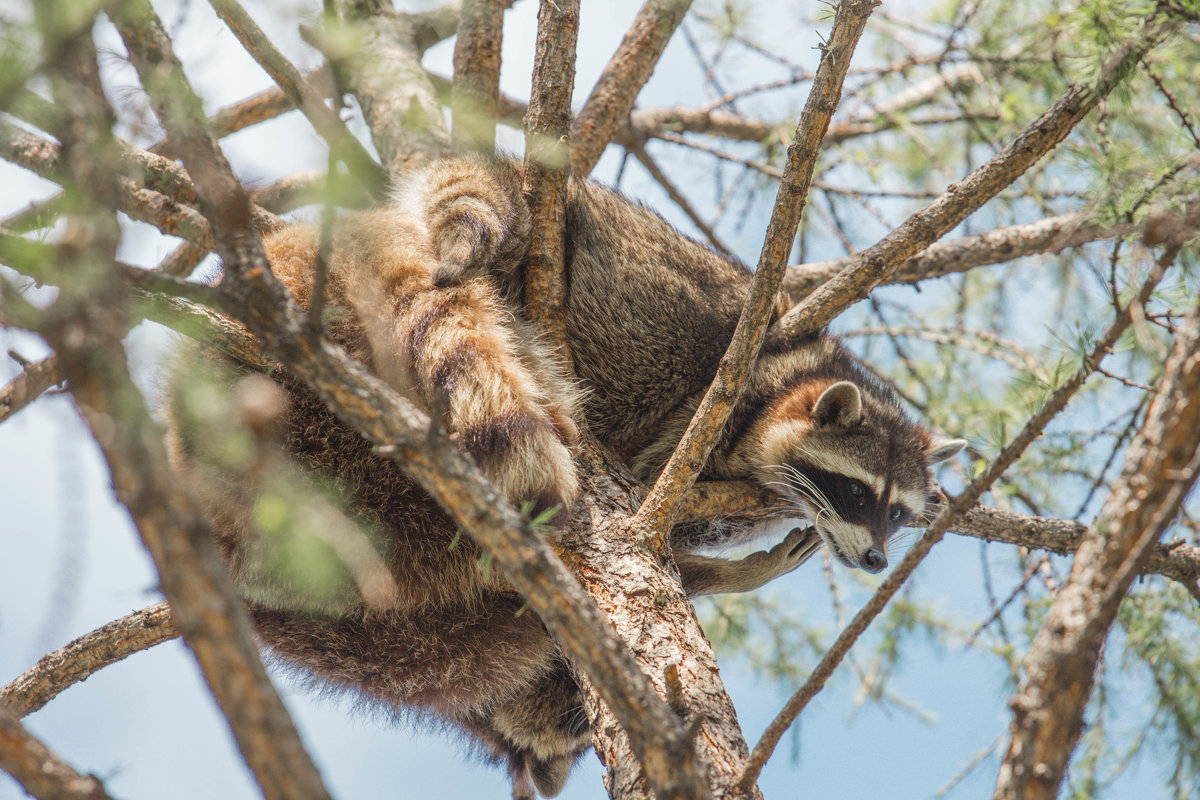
[742,526,820,580]
[753,525,820,575]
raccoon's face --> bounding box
[754,381,965,573]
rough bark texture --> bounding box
[993,299,1200,800]
[521,0,579,357]
[567,445,754,800]
[1,604,177,719]
[451,0,505,151]
[323,4,450,173]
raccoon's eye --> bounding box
[848,480,866,500]
[889,504,903,522]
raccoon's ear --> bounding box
[926,436,966,465]
[812,381,862,429]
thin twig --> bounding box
[0,355,63,425]
[629,141,732,255]
[0,603,178,718]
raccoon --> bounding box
[167,154,964,797]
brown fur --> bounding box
[168,154,962,796]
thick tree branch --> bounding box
[739,240,1178,789]
[451,0,505,151]
[1,603,177,719]
[64,12,334,800]
[993,293,1200,799]
[948,507,1200,597]
[786,212,1135,295]
[521,0,579,358]
[766,4,1183,345]
[634,0,875,541]
[0,706,115,800]
[570,0,694,177]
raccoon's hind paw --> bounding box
[460,410,579,530]
[527,753,574,798]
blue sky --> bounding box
[0,1,1187,798]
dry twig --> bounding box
[0,603,177,718]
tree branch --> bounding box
[785,195,1200,296]
[785,211,1135,296]
[766,4,1183,345]
[993,287,1200,800]
[0,706,115,800]
[451,0,505,151]
[570,0,694,177]
[0,355,62,425]
[634,0,876,541]
[316,4,450,172]
[521,0,579,357]
[947,506,1200,597]
[0,603,177,719]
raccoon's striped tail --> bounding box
[392,155,532,288]
[384,277,580,522]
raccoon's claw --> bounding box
[781,526,820,561]
[758,526,820,576]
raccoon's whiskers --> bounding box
[777,464,839,523]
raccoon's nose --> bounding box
[860,548,887,573]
